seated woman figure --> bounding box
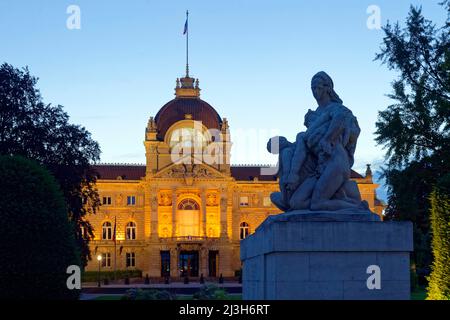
[269,71,369,212]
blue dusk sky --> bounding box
[0,0,447,200]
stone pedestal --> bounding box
[240,211,413,300]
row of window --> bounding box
[102,196,137,206]
[102,222,136,240]
[101,221,250,240]
[101,195,272,207]
[100,252,135,268]
[239,196,272,207]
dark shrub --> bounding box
[0,156,80,299]
[122,288,175,300]
[193,284,229,300]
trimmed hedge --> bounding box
[0,156,80,299]
[82,270,142,282]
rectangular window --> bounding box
[160,251,171,277]
[101,253,111,268]
[127,196,136,206]
[240,196,249,207]
[263,196,272,207]
[102,196,112,206]
[126,252,136,268]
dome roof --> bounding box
[154,97,222,141]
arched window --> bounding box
[126,222,137,240]
[102,222,112,240]
[169,127,208,149]
[178,199,200,210]
[240,222,250,240]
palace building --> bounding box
[85,71,385,278]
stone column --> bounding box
[200,246,208,277]
[143,187,151,239]
[201,189,207,237]
[150,187,159,239]
[220,187,228,238]
[170,247,178,278]
[171,189,177,238]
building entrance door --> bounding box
[179,251,199,277]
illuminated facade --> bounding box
[85,73,385,278]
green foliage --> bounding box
[81,270,142,282]
[193,284,229,300]
[0,155,80,299]
[374,3,450,276]
[427,175,450,300]
[0,63,101,267]
[122,288,175,300]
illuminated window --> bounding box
[102,222,112,240]
[102,253,111,268]
[126,252,136,268]
[102,196,112,206]
[169,127,208,150]
[178,199,200,210]
[240,222,250,240]
[177,199,200,237]
[127,196,136,206]
[126,222,137,240]
[240,196,249,207]
[263,196,272,207]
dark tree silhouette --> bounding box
[0,156,81,299]
[374,2,450,280]
[0,63,101,267]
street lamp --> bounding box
[97,254,102,288]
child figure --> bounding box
[267,135,306,210]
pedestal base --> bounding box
[240,211,413,300]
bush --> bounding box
[427,175,450,300]
[82,270,142,282]
[193,284,229,300]
[0,156,80,299]
[122,289,175,300]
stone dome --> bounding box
[154,76,222,141]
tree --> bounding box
[0,156,80,299]
[0,63,101,267]
[374,2,450,278]
[427,174,450,300]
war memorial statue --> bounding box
[241,72,413,300]
[268,71,371,215]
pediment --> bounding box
[154,162,228,180]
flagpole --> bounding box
[186,10,189,77]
